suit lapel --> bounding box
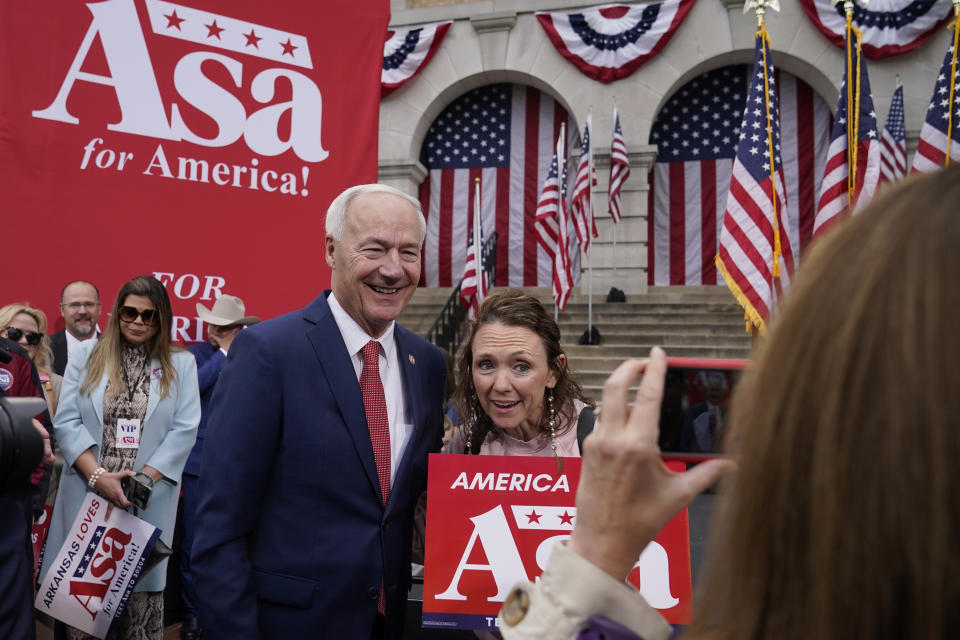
[304,296,383,504]
[52,333,67,376]
[389,328,423,513]
[91,372,108,427]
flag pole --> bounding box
[611,98,618,288]
[586,108,594,340]
[744,0,783,323]
[946,0,960,167]
[473,176,484,308]
[556,122,566,324]
[834,0,864,205]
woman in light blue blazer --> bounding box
[41,275,200,640]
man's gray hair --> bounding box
[325,184,426,243]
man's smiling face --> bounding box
[326,192,422,338]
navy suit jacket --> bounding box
[183,341,226,476]
[50,330,100,377]
[191,292,446,640]
[50,330,68,376]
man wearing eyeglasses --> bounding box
[49,280,101,376]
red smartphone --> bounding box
[657,357,747,463]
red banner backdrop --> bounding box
[423,454,693,632]
[0,0,388,337]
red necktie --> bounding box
[360,341,390,616]
[360,340,391,505]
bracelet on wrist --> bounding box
[135,471,156,488]
[87,467,107,489]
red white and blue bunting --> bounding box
[799,0,952,59]
[535,0,695,83]
[382,21,452,97]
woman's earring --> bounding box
[547,388,557,457]
[466,397,476,454]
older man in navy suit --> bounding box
[191,184,446,640]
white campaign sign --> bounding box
[35,494,160,639]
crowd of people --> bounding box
[2,165,958,640]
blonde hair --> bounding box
[690,165,960,640]
[81,276,179,398]
[0,303,54,375]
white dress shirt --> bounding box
[65,327,100,362]
[328,292,413,487]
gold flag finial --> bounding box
[744,0,780,26]
[947,0,960,32]
[833,0,868,18]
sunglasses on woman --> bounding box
[118,306,159,326]
[4,326,44,346]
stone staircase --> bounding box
[397,286,753,398]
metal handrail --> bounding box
[424,232,498,358]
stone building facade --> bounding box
[379,0,951,294]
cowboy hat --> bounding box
[196,295,260,327]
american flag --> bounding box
[813,25,881,239]
[648,65,830,285]
[608,105,630,223]
[880,81,906,182]
[716,30,795,331]
[460,181,488,316]
[419,84,578,288]
[534,132,574,310]
[570,112,598,254]
[911,42,960,173]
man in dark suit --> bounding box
[178,295,259,640]
[49,280,101,376]
[192,184,446,640]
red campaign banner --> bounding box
[32,504,54,583]
[423,454,693,632]
[0,0,388,337]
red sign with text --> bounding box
[423,454,693,631]
[0,0,388,336]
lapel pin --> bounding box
[408,354,416,365]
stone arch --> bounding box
[646,61,833,287]
[650,49,839,124]
[416,81,580,289]
[404,70,583,171]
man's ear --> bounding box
[325,234,336,269]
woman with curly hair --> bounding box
[450,289,594,457]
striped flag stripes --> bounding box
[570,113,598,254]
[911,39,960,173]
[460,179,488,316]
[716,29,795,332]
[813,24,881,239]
[880,82,907,182]
[534,131,575,310]
[608,105,630,223]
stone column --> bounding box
[377,158,427,198]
